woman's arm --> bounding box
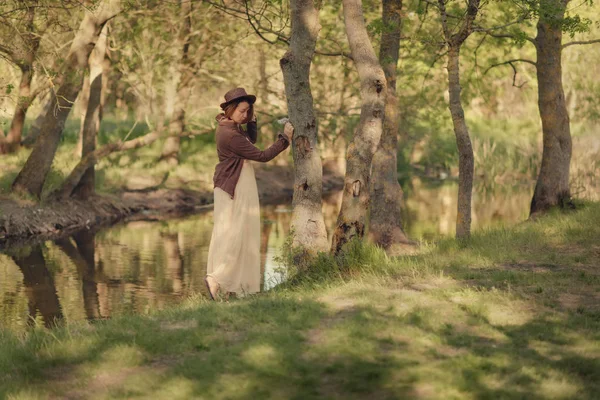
[229,133,289,162]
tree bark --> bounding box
[368,0,410,250]
[11,0,122,199]
[0,3,40,154]
[161,0,193,165]
[280,0,329,255]
[530,0,573,216]
[446,46,474,238]
[331,0,387,254]
[73,24,110,199]
[438,0,479,239]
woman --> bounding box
[205,87,293,300]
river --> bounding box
[0,178,536,332]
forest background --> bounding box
[0,0,597,236]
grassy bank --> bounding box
[1,203,599,399]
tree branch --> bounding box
[482,31,535,44]
[52,126,214,200]
[483,58,536,88]
[562,39,600,48]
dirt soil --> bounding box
[0,164,343,251]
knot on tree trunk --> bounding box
[279,51,293,68]
[352,180,361,197]
[374,79,384,93]
[295,135,312,157]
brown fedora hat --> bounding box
[220,87,257,109]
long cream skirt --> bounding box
[206,161,260,295]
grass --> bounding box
[1,202,599,399]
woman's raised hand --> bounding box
[283,121,294,142]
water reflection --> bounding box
[9,246,64,328]
[0,181,542,332]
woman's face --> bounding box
[231,101,250,124]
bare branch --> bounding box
[53,126,215,199]
[483,58,536,88]
[563,39,600,48]
[483,31,535,44]
[437,0,451,41]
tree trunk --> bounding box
[437,0,479,239]
[0,3,40,154]
[530,0,573,216]
[11,0,121,199]
[368,0,409,250]
[331,0,387,255]
[280,0,329,255]
[446,46,474,238]
[2,67,34,154]
[76,75,91,156]
[73,24,110,199]
[161,0,193,165]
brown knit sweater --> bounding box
[212,114,290,198]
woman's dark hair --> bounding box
[223,99,254,123]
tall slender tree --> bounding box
[331,0,387,254]
[280,0,329,255]
[369,0,410,250]
[436,0,480,239]
[480,0,599,216]
[160,0,193,165]
[73,24,110,199]
[530,0,573,215]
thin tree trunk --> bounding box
[331,0,387,255]
[369,0,409,250]
[530,0,573,216]
[3,67,34,153]
[11,0,121,198]
[1,3,40,154]
[447,46,474,238]
[73,24,110,199]
[161,0,193,165]
[76,75,91,156]
[437,0,479,239]
[280,0,329,255]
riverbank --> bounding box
[0,163,344,250]
[1,202,598,399]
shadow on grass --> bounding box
[0,297,417,399]
[1,204,598,399]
